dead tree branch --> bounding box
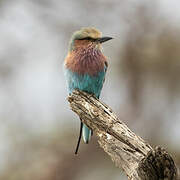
[68,90,178,180]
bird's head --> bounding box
[69,27,112,51]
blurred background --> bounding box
[0,0,180,179]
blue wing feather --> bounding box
[64,69,106,98]
[64,66,107,144]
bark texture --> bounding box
[68,90,178,180]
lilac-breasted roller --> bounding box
[64,27,112,154]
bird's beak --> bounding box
[97,37,113,43]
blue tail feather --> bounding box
[82,124,91,143]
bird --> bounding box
[64,27,112,154]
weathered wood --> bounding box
[68,90,178,180]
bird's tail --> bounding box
[82,124,92,144]
[74,121,92,154]
[75,121,83,154]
